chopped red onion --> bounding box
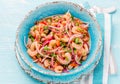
[42,40,50,47]
[41,56,51,63]
[49,26,59,29]
[65,21,70,37]
[68,34,83,46]
[63,68,69,73]
[49,47,62,53]
[50,57,54,67]
[74,55,81,64]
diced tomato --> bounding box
[56,40,60,46]
[70,62,78,67]
[39,27,43,34]
[35,35,39,41]
[40,21,47,25]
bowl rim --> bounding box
[15,1,102,76]
[15,42,103,83]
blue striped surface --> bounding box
[93,14,104,84]
[83,3,104,84]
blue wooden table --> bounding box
[0,0,120,84]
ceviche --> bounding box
[26,11,90,73]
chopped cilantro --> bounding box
[79,60,83,63]
[66,49,72,53]
[47,18,52,23]
[33,26,37,31]
[28,34,34,42]
[79,42,82,45]
[60,42,66,47]
[73,48,76,50]
[55,18,59,22]
[43,26,48,30]
[36,54,41,58]
[51,53,57,57]
[63,65,68,67]
[44,30,49,34]
[58,15,61,18]
[74,37,79,44]
[28,34,32,38]
[64,30,68,33]
[71,15,74,20]
[31,37,34,42]
[74,37,82,45]
[73,48,77,54]
[65,57,69,61]
[75,22,79,26]
[44,45,49,51]
[39,41,42,44]
[77,27,82,32]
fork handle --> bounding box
[109,50,117,74]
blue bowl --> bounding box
[15,1,102,83]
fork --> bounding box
[90,6,117,75]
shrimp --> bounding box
[34,30,40,41]
[80,23,89,30]
[57,52,72,65]
[27,49,37,57]
[61,35,69,42]
[54,65,63,73]
[51,22,58,27]
[27,38,32,48]
[72,26,85,34]
[30,42,36,51]
[54,35,60,40]
[83,35,89,42]
[30,26,37,37]
[71,42,83,50]
[84,43,89,53]
[82,56,87,61]
[72,26,79,34]
[75,55,82,64]
[38,57,42,62]
[63,11,71,21]
[48,40,57,49]
[41,33,46,37]
[28,42,40,57]
[68,64,73,70]
[72,26,87,34]
[30,30,35,37]
[44,35,53,41]
[44,59,50,68]
[26,12,90,73]
[81,43,89,56]
[68,62,78,70]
